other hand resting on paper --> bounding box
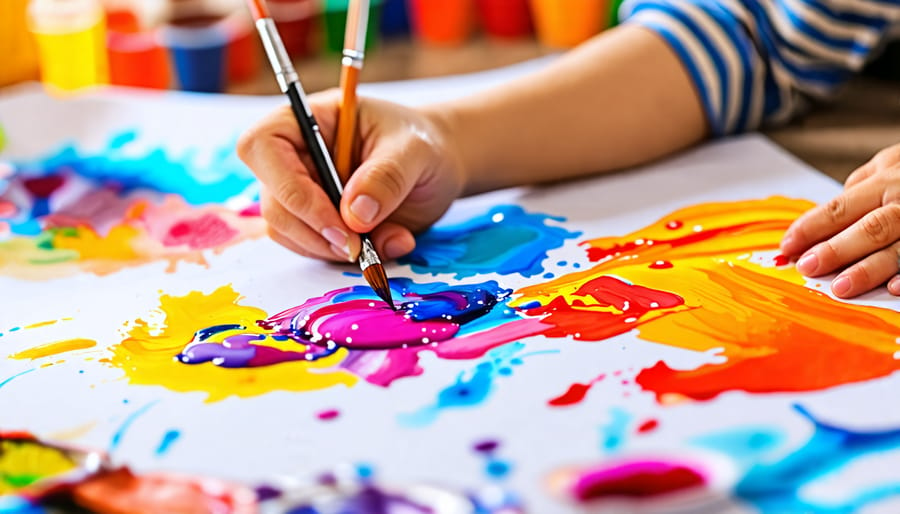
[781,143,900,299]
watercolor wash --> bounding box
[5,130,900,513]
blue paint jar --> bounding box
[159,12,229,93]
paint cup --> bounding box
[408,0,475,46]
[529,0,607,48]
[223,12,260,83]
[322,0,383,54]
[380,0,410,37]
[608,0,625,27]
[105,8,171,89]
[269,0,319,57]
[0,0,40,86]
[27,0,109,92]
[476,0,532,39]
[159,11,229,93]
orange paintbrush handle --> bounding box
[334,64,360,184]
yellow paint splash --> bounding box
[11,338,97,360]
[111,285,357,402]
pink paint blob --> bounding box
[163,213,239,249]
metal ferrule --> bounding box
[358,238,380,271]
[341,49,365,69]
[256,18,299,93]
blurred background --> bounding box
[2,0,899,181]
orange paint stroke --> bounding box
[111,285,357,402]
[11,338,97,360]
[514,197,900,402]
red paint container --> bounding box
[223,13,260,83]
[269,0,318,57]
[106,9,170,89]
[476,0,532,39]
[409,0,475,46]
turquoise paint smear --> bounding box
[109,400,160,453]
[7,130,256,217]
[399,342,559,427]
[155,429,181,456]
[600,407,632,453]
[0,369,35,390]
[694,404,900,513]
[401,205,581,279]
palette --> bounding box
[2,68,900,513]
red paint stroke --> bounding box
[586,222,760,262]
[316,409,340,421]
[773,254,791,267]
[239,203,261,217]
[23,175,65,198]
[637,419,659,433]
[523,276,684,341]
[548,374,605,407]
[570,460,706,501]
[163,214,239,249]
[0,200,17,217]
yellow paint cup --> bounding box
[529,0,608,48]
[0,0,40,86]
[27,0,109,92]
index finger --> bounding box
[781,178,883,257]
[238,106,362,259]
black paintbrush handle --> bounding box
[286,83,344,208]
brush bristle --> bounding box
[363,263,395,310]
[246,0,271,21]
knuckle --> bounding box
[850,261,876,289]
[274,181,308,216]
[860,209,897,246]
[368,159,408,199]
[824,196,847,224]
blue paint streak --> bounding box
[399,343,559,427]
[600,407,632,453]
[0,369,36,390]
[401,205,581,279]
[110,400,160,453]
[693,404,900,513]
[155,429,181,456]
[5,130,256,235]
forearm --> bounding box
[425,24,708,195]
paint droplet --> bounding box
[665,220,683,230]
[637,419,659,433]
[773,254,791,267]
[649,260,673,269]
[474,440,500,454]
[317,409,340,421]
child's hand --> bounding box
[238,91,466,263]
[781,143,900,298]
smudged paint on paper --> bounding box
[10,339,96,360]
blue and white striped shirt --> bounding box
[622,0,900,135]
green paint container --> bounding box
[322,0,383,54]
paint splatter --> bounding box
[707,405,900,512]
[399,343,558,427]
[316,409,340,421]
[155,430,180,457]
[0,369,36,391]
[0,131,264,279]
[637,419,659,433]
[473,440,513,480]
[547,374,605,407]
[552,458,708,502]
[600,407,632,453]
[112,279,548,402]
[9,339,96,360]
[109,401,159,452]
[513,197,900,402]
[401,205,581,279]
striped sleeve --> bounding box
[619,0,900,136]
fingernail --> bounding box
[330,244,352,261]
[832,275,851,296]
[322,227,351,260]
[350,195,380,225]
[889,276,900,296]
[796,253,818,275]
[384,237,410,260]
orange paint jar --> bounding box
[409,0,475,46]
[529,0,607,48]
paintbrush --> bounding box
[333,0,369,184]
[246,0,395,310]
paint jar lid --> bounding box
[27,0,104,34]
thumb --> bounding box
[340,151,415,234]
